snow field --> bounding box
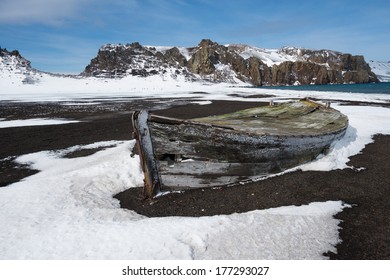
[1,140,348,259]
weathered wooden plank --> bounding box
[149,121,345,163]
[149,121,282,162]
[132,111,161,197]
[158,161,275,176]
[159,174,243,190]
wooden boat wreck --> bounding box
[132,99,348,198]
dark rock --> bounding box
[340,54,379,83]
[268,49,379,85]
[164,47,187,67]
[187,39,224,75]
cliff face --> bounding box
[82,39,379,85]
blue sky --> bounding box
[1,0,389,74]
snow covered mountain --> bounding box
[0,47,78,87]
[1,41,386,94]
[83,39,379,86]
[0,48,41,85]
[0,46,224,97]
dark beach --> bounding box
[0,98,389,260]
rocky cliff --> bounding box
[83,39,379,86]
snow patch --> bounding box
[300,105,390,171]
[235,45,298,67]
[190,100,212,105]
[0,118,80,128]
[0,140,348,259]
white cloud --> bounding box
[0,0,89,24]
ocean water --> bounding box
[262,82,390,94]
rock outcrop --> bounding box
[0,47,32,69]
[1,47,77,84]
[82,39,379,85]
[83,42,192,79]
[0,47,41,84]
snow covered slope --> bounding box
[368,60,390,82]
[0,47,85,94]
[228,45,318,67]
[0,48,41,85]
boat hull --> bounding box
[132,100,348,197]
[148,118,346,190]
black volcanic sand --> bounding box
[1,98,389,259]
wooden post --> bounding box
[132,111,161,199]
